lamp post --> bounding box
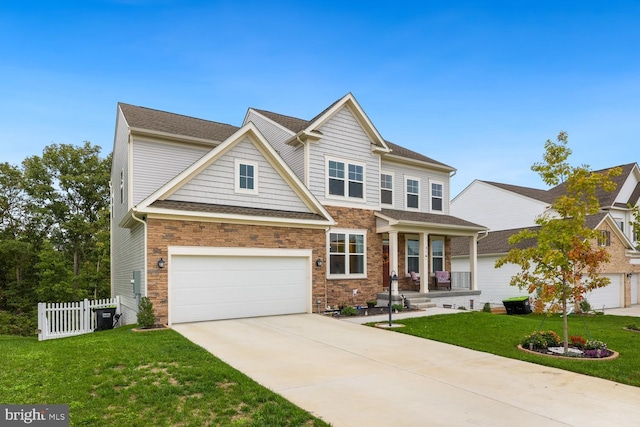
[389,271,398,326]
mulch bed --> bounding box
[330,306,419,318]
[517,344,619,360]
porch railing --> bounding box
[451,271,472,289]
[37,296,121,341]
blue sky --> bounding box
[1,1,639,197]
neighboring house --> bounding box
[451,163,640,309]
[110,93,486,325]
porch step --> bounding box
[376,292,436,310]
[410,302,437,309]
[405,296,436,310]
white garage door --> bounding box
[169,248,311,324]
[585,274,622,310]
[632,274,638,305]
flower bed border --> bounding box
[517,344,619,361]
[623,327,640,333]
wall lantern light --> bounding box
[316,258,323,267]
[157,258,165,269]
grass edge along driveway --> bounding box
[0,326,329,427]
[383,311,640,387]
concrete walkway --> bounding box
[173,313,640,427]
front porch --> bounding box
[375,209,487,298]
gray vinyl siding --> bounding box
[168,137,311,213]
[111,222,145,325]
[245,111,304,180]
[308,106,380,207]
[381,161,451,214]
[111,108,131,222]
[110,107,146,325]
[132,139,209,206]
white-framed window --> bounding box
[328,229,366,277]
[615,219,624,232]
[327,158,365,200]
[235,160,258,194]
[431,181,443,212]
[431,237,445,272]
[406,177,420,210]
[406,237,420,274]
[380,172,393,206]
[599,230,611,247]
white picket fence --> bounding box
[37,296,121,341]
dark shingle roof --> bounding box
[481,181,556,204]
[150,199,329,222]
[385,140,453,169]
[482,163,638,208]
[628,182,640,207]
[452,212,609,256]
[380,209,485,229]
[251,103,453,169]
[250,108,310,133]
[119,103,239,142]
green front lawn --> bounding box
[0,327,329,427]
[386,311,640,387]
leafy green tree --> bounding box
[22,142,111,298]
[630,205,640,251]
[496,132,621,352]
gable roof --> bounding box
[451,212,633,256]
[119,103,239,143]
[130,122,334,227]
[478,163,639,209]
[479,181,556,204]
[249,94,454,170]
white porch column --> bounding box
[389,230,399,295]
[419,232,428,293]
[469,234,478,291]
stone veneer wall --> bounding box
[595,222,640,307]
[323,206,384,308]
[145,218,326,324]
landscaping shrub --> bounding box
[0,311,37,336]
[482,302,491,313]
[340,306,358,316]
[391,304,404,312]
[521,330,561,349]
[137,297,156,328]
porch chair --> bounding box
[434,270,451,290]
[409,271,420,289]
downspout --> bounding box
[130,209,148,304]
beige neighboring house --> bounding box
[110,93,486,325]
[451,163,640,309]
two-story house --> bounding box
[110,93,486,325]
[451,163,640,309]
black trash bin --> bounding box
[502,296,532,315]
[95,307,117,331]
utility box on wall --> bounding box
[132,270,141,296]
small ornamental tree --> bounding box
[137,297,156,329]
[496,132,621,353]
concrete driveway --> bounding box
[173,314,640,427]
